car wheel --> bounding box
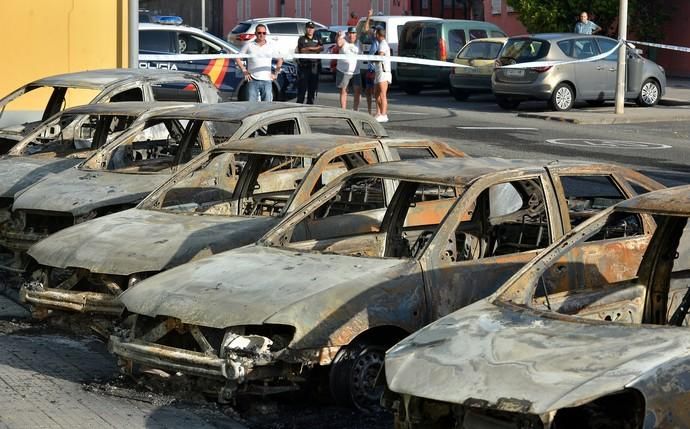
[636,79,660,107]
[451,87,470,101]
[586,99,606,107]
[496,96,520,110]
[549,83,574,111]
[329,340,386,411]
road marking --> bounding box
[546,138,672,149]
[457,126,539,130]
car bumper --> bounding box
[19,284,123,315]
[450,74,492,92]
[492,81,554,100]
[109,336,234,379]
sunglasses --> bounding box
[256,32,267,35]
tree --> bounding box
[505,0,671,42]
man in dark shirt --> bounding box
[296,21,323,104]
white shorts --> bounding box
[375,70,392,84]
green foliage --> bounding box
[505,0,672,42]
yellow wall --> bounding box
[1,0,129,110]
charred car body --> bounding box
[384,185,690,429]
[22,134,460,316]
[0,68,219,154]
[1,102,387,272]
[0,102,196,270]
[107,157,660,408]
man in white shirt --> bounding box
[335,27,362,110]
[235,24,283,102]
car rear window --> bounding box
[267,22,299,34]
[448,30,467,56]
[500,38,550,63]
[469,29,488,40]
[231,23,251,34]
[400,23,424,52]
[458,41,504,59]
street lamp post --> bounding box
[614,0,628,114]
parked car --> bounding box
[384,184,690,428]
[0,103,389,272]
[449,37,507,101]
[397,19,506,94]
[107,157,660,409]
[22,135,461,316]
[0,68,219,155]
[355,15,440,83]
[139,23,298,101]
[492,34,667,111]
[0,102,193,271]
[226,17,326,57]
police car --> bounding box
[139,23,297,101]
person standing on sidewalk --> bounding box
[574,11,602,35]
[235,24,283,102]
[296,22,323,104]
[359,9,377,115]
[335,27,362,110]
[347,11,359,26]
[373,27,391,123]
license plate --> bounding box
[505,69,525,77]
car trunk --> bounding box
[398,22,447,84]
[494,38,551,84]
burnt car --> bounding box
[0,102,195,270]
[383,185,690,429]
[0,68,219,154]
[107,157,660,409]
[0,103,388,272]
[21,134,461,316]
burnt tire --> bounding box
[549,83,574,111]
[451,87,470,101]
[636,79,660,107]
[496,96,520,110]
[329,341,387,411]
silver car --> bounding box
[492,33,666,111]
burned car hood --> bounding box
[12,168,169,216]
[0,156,81,200]
[385,299,690,415]
[120,245,410,328]
[28,209,279,275]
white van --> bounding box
[355,15,442,79]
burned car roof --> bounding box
[149,101,382,122]
[28,68,205,89]
[52,101,199,117]
[213,133,378,157]
[343,157,594,186]
[617,184,690,215]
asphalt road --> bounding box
[316,80,690,187]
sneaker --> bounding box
[375,114,389,123]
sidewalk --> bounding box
[518,77,690,125]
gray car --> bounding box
[492,34,666,111]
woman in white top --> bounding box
[373,28,391,123]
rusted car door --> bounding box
[543,166,659,295]
[419,170,560,321]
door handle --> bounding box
[609,68,616,72]
[596,66,604,70]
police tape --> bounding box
[628,40,690,53]
[140,38,689,71]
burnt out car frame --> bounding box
[21,134,461,316]
[0,102,196,271]
[107,158,660,409]
[384,185,690,429]
[0,68,219,154]
[0,103,388,272]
